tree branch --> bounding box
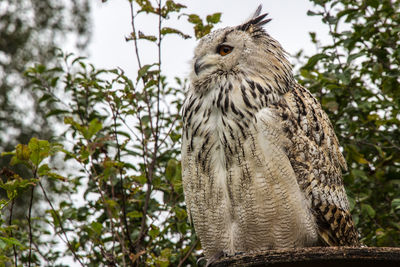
[111,107,134,254]
[129,1,142,70]
[38,181,85,267]
[27,185,34,267]
[177,239,199,267]
[211,247,400,267]
[8,198,17,266]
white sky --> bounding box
[88,0,330,84]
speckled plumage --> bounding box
[181,6,359,261]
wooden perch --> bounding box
[211,247,400,267]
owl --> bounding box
[181,5,359,263]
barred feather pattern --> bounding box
[181,5,359,261]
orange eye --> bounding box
[217,45,233,56]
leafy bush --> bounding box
[297,0,400,246]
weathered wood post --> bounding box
[211,247,400,267]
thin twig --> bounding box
[129,1,156,142]
[8,199,17,266]
[155,0,162,146]
[323,5,343,67]
[93,177,127,267]
[119,116,142,141]
[32,239,51,263]
[83,139,126,266]
[158,115,179,148]
[133,110,151,255]
[134,0,164,252]
[79,158,125,266]
[129,1,142,70]
[129,15,152,252]
[28,185,34,267]
[38,181,85,267]
[177,239,199,267]
[111,106,134,253]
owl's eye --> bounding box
[217,45,233,56]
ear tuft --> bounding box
[237,5,272,33]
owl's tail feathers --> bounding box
[318,228,339,246]
[316,206,361,247]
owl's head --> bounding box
[191,5,293,92]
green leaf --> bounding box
[347,195,356,211]
[15,144,31,161]
[174,207,187,220]
[49,210,60,228]
[0,237,24,248]
[90,222,103,235]
[163,0,186,15]
[46,172,68,182]
[366,0,380,8]
[0,178,38,197]
[132,174,147,185]
[135,0,154,13]
[0,199,11,210]
[71,56,87,65]
[361,203,376,218]
[80,147,90,162]
[86,118,102,139]
[351,169,368,181]
[46,109,69,118]
[0,237,6,250]
[149,225,160,239]
[138,31,157,42]
[347,52,365,63]
[38,164,51,176]
[187,14,202,25]
[307,10,322,16]
[392,198,400,211]
[301,53,328,70]
[64,116,85,134]
[165,159,177,181]
[1,151,15,157]
[137,64,157,82]
[127,210,143,218]
[160,27,191,39]
[346,145,369,164]
[36,64,46,73]
[28,138,50,166]
[206,13,221,24]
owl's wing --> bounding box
[272,83,359,246]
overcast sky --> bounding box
[88,0,330,84]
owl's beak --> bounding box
[194,58,212,76]
[194,59,202,76]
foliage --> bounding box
[0,0,92,218]
[0,0,91,150]
[298,0,400,246]
[0,0,220,266]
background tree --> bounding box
[297,0,400,246]
[0,0,92,216]
[0,0,91,151]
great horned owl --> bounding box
[181,5,359,262]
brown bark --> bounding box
[211,247,400,267]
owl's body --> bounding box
[181,6,359,261]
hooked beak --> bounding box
[194,58,212,76]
